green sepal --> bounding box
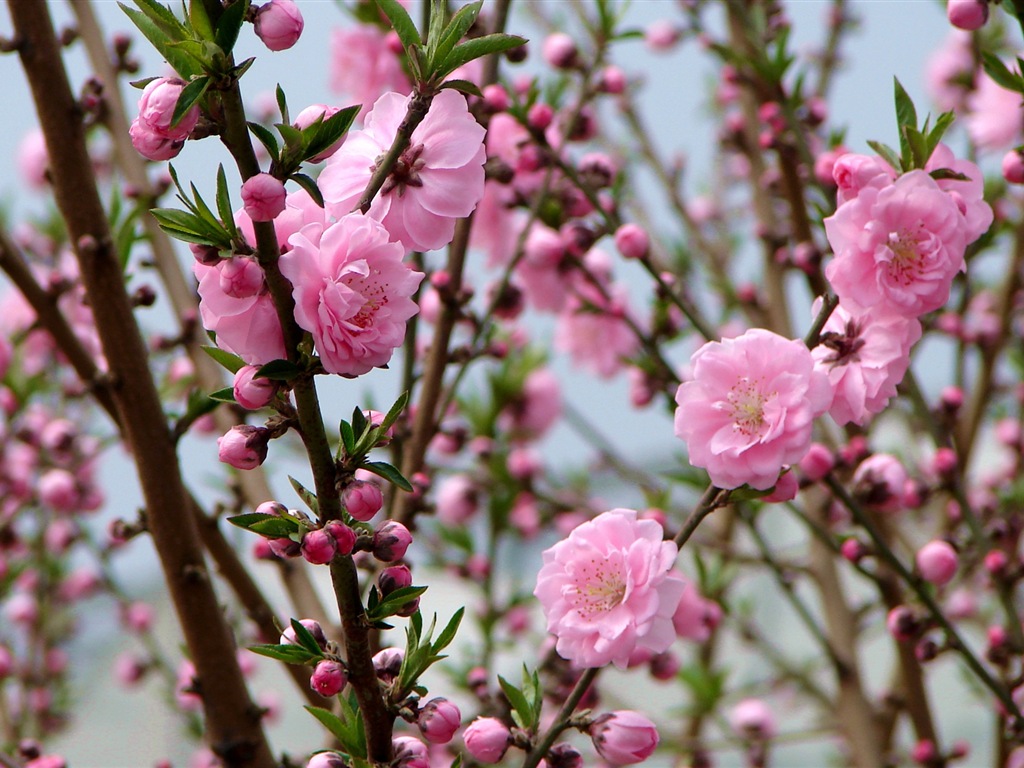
[290,173,325,208]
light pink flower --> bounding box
[329,24,410,117]
[824,170,968,317]
[235,188,326,255]
[499,367,563,439]
[555,280,640,378]
[281,213,422,376]
[811,299,922,426]
[965,68,1024,152]
[853,453,909,513]
[925,31,975,112]
[671,581,720,642]
[194,258,286,365]
[320,90,486,253]
[832,153,896,206]
[534,509,686,669]
[674,329,832,490]
[435,474,478,526]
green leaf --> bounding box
[290,173,325,208]
[338,419,356,455]
[367,586,428,622]
[227,512,301,538]
[289,618,326,658]
[438,78,483,98]
[188,0,215,40]
[432,607,463,653]
[866,140,902,174]
[498,675,533,730]
[893,78,917,167]
[215,166,238,238]
[249,643,318,664]
[276,83,290,124]
[381,391,409,431]
[431,1,481,67]
[925,111,956,159]
[905,126,930,170]
[982,53,1024,94]
[215,0,249,53]
[289,476,320,516]
[435,34,526,79]
[929,168,971,182]
[425,0,446,62]
[189,181,222,232]
[132,0,189,41]
[374,0,422,51]
[120,4,199,78]
[208,386,236,403]
[201,345,245,374]
[248,122,281,163]
[360,461,413,492]
[254,358,303,381]
[150,208,228,246]
[351,406,369,440]
[303,106,359,163]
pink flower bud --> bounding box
[310,659,347,697]
[217,256,264,298]
[984,549,1009,575]
[129,77,199,161]
[887,606,918,642]
[392,737,429,768]
[548,743,583,768]
[0,645,13,677]
[343,480,384,522]
[233,365,277,409]
[598,65,626,94]
[122,601,155,633]
[269,537,301,558]
[373,521,412,562]
[931,447,958,476]
[241,173,287,222]
[853,454,908,513]
[294,104,346,161]
[917,540,958,585]
[481,84,510,113]
[254,0,304,51]
[947,0,988,30]
[280,619,327,648]
[590,710,660,765]
[840,538,867,564]
[217,425,270,470]
[542,33,578,69]
[614,223,650,259]
[649,651,680,681]
[528,103,554,131]
[911,739,937,764]
[799,442,834,481]
[7,593,38,625]
[379,564,413,596]
[372,647,404,683]
[325,521,356,555]
[301,528,337,565]
[645,19,680,51]
[763,470,798,503]
[1004,149,1024,184]
[728,698,777,739]
[306,753,346,768]
[38,468,78,512]
[418,697,461,744]
[463,717,511,763]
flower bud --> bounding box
[590,710,660,765]
[325,521,356,555]
[598,65,626,94]
[294,104,346,161]
[301,528,337,565]
[306,753,346,768]
[614,223,650,259]
[217,425,270,470]
[280,619,327,649]
[840,537,868,564]
[728,699,776,740]
[241,173,287,222]
[886,606,918,642]
[310,659,347,697]
[1003,149,1024,184]
[463,717,511,763]
[481,84,510,113]
[527,103,554,131]
[547,743,584,768]
[233,365,277,410]
[763,470,798,503]
[392,737,429,768]
[799,442,834,481]
[372,521,412,562]
[645,19,680,51]
[372,647,404,684]
[254,0,304,51]
[853,454,908,513]
[268,537,300,558]
[378,564,413,597]
[343,480,384,522]
[418,697,461,744]
[129,77,199,161]
[947,0,988,30]
[916,540,958,586]
[542,33,578,69]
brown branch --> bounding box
[7,3,274,764]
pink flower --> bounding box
[18,130,49,189]
[194,258,286,365]
[853,453,909,513]
[235,188,326,255]
[280,213,423,376]
[129,77,200,161]
[499,367,562,439]
[925,143,993,243]
[329,24,410,117]
[320,90,486,253]
[614,224,650,259]
[965,69,1024,152]
[435,474,478,526]
[811,299,922,426]
[590,711,660,766]
[925,31,975,112]
[832,153,896,206]
[254,0,304,51]
[555,279,640,379]
[824,170,968,317]
[729,698,777,739]
[241,174,287,222]
[534,509,686,669]
[217,425,270,470]
[674,329,832,490]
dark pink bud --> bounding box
[325,521,356,555]
[372,647,404,683]
[217,425,270,470]
[984,549,1008,575]
[527,103,554,131]
[886,606,918,642]
[931,447,958,476]
[1003,149,1024,184]
[597,65,626,94]
[614,223,650,259]
[379,564,413,596]
[418,697,461,744]
[392,737,429,768]
[233,365,277,410]
[481,84,510,113]
[463,717,511,763]
[343,480,383,522]
[373,521,412,562]
[911,739,937,764]
[189,242,221,266]
[940,385,964,411]
[241,173,287,222]
[947,0,988,30]
[916,540,958,586]
[254,0,304,51]
[648,651,680,681]
[39,469,78,512]
[799,443,833,481]
[306,752,346,768]
[542,32,577,69]
[310,659,347,697]
[590,710,660,765]
[840,538,867,564]
[301,528,337,565]
[763,470,798,503]
[547,743,583,768]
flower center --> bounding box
[728,377,772,436]
[820,318,866,367]
[885,230,924,286]
[568,557,626,620]
[378,142,426,198]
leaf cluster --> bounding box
[866,79,960,177]
[150,166,239,248]
[395,609,464,700]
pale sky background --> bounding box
[0,1,979,766]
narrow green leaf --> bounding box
[254,358,303,381]
[865,140,902,173]
[431,1,481,67]
[120,4,199,77]
[227,512,300,538]
[231,56,256,79]
[215,0,249,52]
[432,607,464,653]
[247,122,280,162]
[360,461,414,492]
[368,586,428,621]
[929,168,971,181]
[290,618,326,658]
[249,643,318,664]
[498,676,533,730]
[289,475,320,516]
[215,166,238,238]
[982,53,1024,94]
[381,391,409,431]
[276,122,304,149]
[925,111,956,160]
[303,106,359,162]
[436,34,526,79]
[150,208,225,243]
[132,0,189,40]
[208,386,236,403]
[290,173,325,208]
[351,406,368,439]
[201,345,245,374]
[905,127,930,170]
[276,83,290,124]
[425,0,446,62]
[338,419,356,455]
[374,0,422,50]
[188,0,215,40]
[189,182,222,231]
[304,707,366,758]
[893,78,917,167]
[438,79,482,98]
